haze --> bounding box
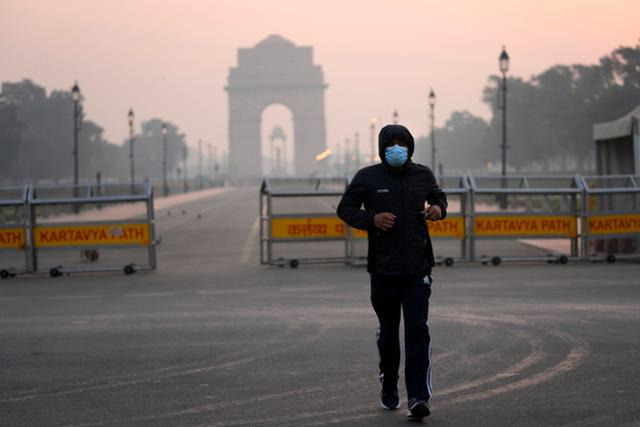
[1,0,638,158]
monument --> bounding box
[269,126,288,175]
[226,35,328,179]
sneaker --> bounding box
[407,398,430,419]
[379,374,400,410]
[380,388,400,410]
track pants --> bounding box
[370,271,432,402]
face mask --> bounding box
[385,144,408,167]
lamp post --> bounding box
[213,146,219,181]
[428,88,436,173]
[499,46,510,208]
[161,123,168,197]
[182,144,189,193]
[369,118,376,164]
[198,139,203,190]
[127,108,135,193]
[354,132,360,169]
[392,109,399,124]
[344,137,351,177]
[208,143,212,184]
[71,82,82,213]
[71,82,81,188]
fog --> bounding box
[1,0,639,181]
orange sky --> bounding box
[1,0,638,162]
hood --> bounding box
[378,124,415,165]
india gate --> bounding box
[225,35,328,179]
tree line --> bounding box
[414,42,640,175]
[0,79,188,186]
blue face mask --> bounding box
[385,144,408,167]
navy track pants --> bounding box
[370,272,432,401]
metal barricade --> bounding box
[342,175,471,267]
[28,182,157,276]
[347,176,470,267]
[0,186,30,278]
[431,176,471,266]
[580,175,640,262]
[468,175,583,264]
[260,177,349,268]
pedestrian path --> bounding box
[39,187,230,223]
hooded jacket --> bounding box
[337,124,448,275]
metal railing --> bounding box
[259,174,640,268]
[580,175,640,262]
[0,186,30,278]
[468,175,583,264]
[0,182,157,278]
[434,175,471,265]
[260,177,349,268]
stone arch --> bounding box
[226,34,328,179]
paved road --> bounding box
[1,187,639,426]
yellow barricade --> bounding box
[271,216,465,240]
[475,215,577,238]
[271,217,361,239]
[428,217,465,240]
[34,223,151,248]
[587,213,640,236]
[0,228,25,250]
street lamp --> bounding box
[369,118,376,164]
[71,82,82,213]
[182,144,189,192]
[71,82,81,188]
[344,137,351,177]
[354,132,360,169]
[208,143,212,183]
[499,46,510,208]
[161,123,168,197]
[213,145,219,181]
[127,108,135,193]
[428,88,436,173]
[198,139,203,190]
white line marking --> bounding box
[125,292,175,298]
[48,295,103,300]
[239,216,260,264]
[278,286,336,292]
[197,289,249,295]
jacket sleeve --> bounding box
[337,170,376,230]
[425,168,448,220]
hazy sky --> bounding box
[1,0,638,161]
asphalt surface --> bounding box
[1,187,640,426]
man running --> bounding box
[337,124,447,419]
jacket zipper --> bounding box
[401,174,408,271]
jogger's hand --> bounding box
[374,212,396,231]
[422,205,442,221]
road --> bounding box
[1,187,639,426]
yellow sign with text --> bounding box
[271,216,465,240]
[427,216,465,239]
[34,223,150,248]
[475,215,577,237]
[271,217,352,239]
[588,213,640,235]
[0,228,25,250]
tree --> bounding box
[0,79,188,185]
[0,95,22,184]
[121,118,187,181]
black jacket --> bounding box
[337,124,447,275]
